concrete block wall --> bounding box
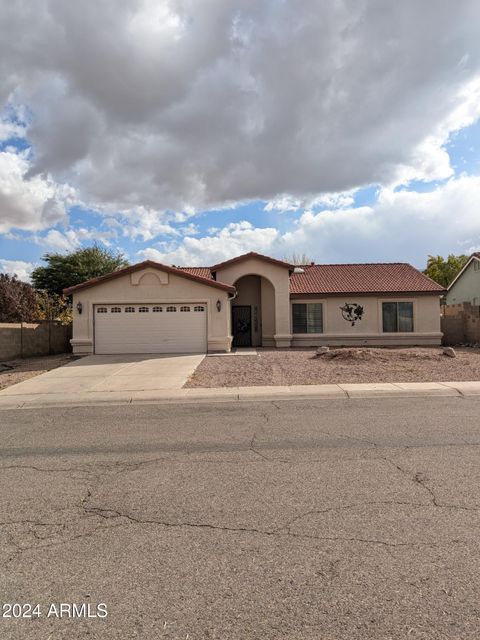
[441,303,480,345]
[0,322,72,361]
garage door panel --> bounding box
[94,304,207,354]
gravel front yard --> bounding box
[0,354,77,390]
[185,347,480,387]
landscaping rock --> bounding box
[443,347,456,358]
[322,348,374,361]
[316,346,330,356]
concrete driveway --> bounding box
[0,353,205,397]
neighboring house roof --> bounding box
[63,260,236,295]
[289,263,446,296]
[446,253,480,291]
[178,267,213,279]
[210,251,294,272]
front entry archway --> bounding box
[231,274,276,347]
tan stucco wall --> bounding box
[261,278,276,346]
[215,257,291,347]
[71,267,232,354]
[446,259,480,305]
[290,295,443,346]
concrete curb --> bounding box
[0,380,479,410]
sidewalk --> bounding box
[1,380,480,410]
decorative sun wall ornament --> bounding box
[340,303,364,326]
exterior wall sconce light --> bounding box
[76,301,83,314]
[216,299,222,312]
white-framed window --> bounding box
[125,306,135,313]
[152,306,163,312]
[139,306,149,312]
[166,306,176,312]
[97,307,108,313]
[194,305,205,312]
[474,260,480,272]
[382,301,414,332]
[292,303,323,333]
[111,307,121,313]
[180,306,191,312]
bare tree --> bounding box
[284,253,313,265]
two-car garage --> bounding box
[94,303,207,354]
[65,260,235,356]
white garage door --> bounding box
[94,303,207,354]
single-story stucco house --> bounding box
[446,252,480,305]
[64,252,446,355]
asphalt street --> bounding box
[1,396,480,639]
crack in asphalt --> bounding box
[3,434,480,562]
[272,501,429,533]
[80,504,452,549]
[3,484,477,565]
[380,457,480,512]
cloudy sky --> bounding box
[1,0,480,281]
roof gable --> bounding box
[210,252,294,272]
[63,260,235,295]
[447,253,480,291]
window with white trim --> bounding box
[382,302,413,332]
[125,306,135,313]
[111,307,121,313]
[152,306,163,312]
[474,260,480,272]
[139,306,149,312]
[180,306,190,312]
[166,306,176,312]
[97,307,107,313]
[292,303,323,333]
[194,306,205,312]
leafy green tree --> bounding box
[0,273,38,322]
[423,254,469,288]
[31,245,129,295]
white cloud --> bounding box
[0,101,27,142]
[0,119,24,143]
[0,149,75,233]
[0,0,479,216]
[265,191,356,213]
[35,229,82,252]
[34,227,118,252]
[0,259,36,282]
[138,221,279,265]
[264,196,302,213]
[143,176,480,268]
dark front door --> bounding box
[232,306,252,347]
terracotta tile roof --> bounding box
[178,267,213,279]
[289,263,446,296]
